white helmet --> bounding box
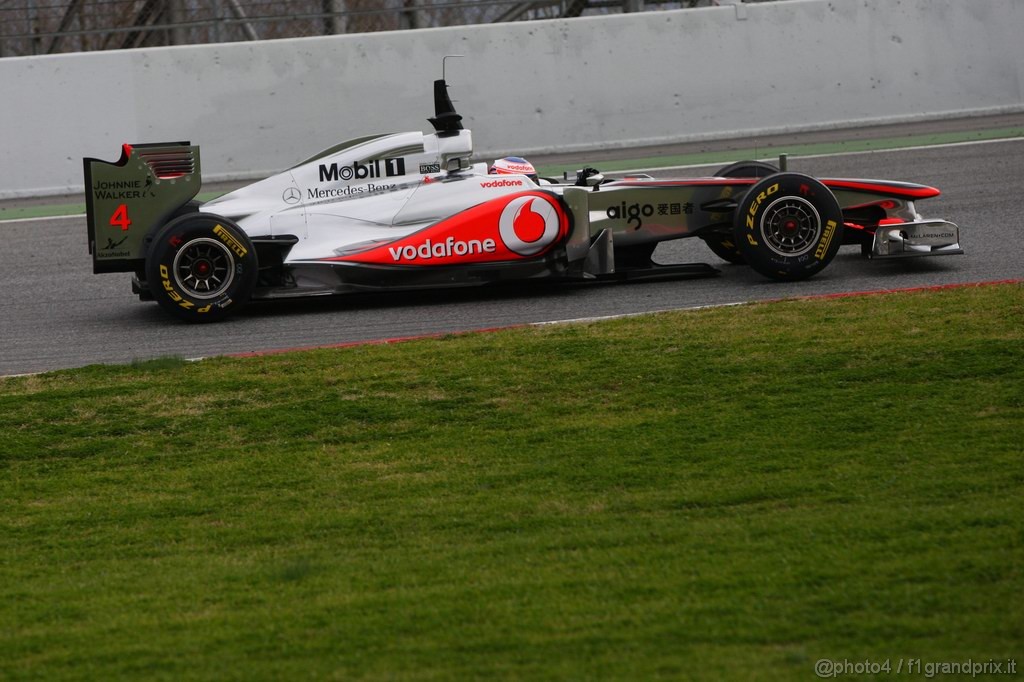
[489,156,538,182]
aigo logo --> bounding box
[498,195,561,256]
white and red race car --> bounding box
[84,79,961,322]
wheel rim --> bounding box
[172,238,235,299]
[760,196,822,257]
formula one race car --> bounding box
[84,79,962,322]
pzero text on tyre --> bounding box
[144,213,257,322]
[734,173,844,281]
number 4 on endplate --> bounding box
[109,204,131,231]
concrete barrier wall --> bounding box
[2,0,1022,198]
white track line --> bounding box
[0,213,84,225]
[4,281,1020,379]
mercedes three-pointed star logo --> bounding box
[282,186,301,204]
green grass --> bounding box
[1,284,1022,680]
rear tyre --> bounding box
[715,160,779,178]
[734,173,844,281]
[700,161,780,265]
[145,214,257,322]
[700,232,746,264]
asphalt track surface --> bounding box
[2,129,1022,376]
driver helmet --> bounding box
[489,156,538,183]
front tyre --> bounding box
[734,173,844,281]
[145,214,257,322]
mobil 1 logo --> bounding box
[319,157,406,183]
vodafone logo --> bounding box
[498,195,561,256]
[480,179,524,189]
[388,237,496,262]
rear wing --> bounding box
[84,142,201,273]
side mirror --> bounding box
[575,167,604,187]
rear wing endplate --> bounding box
[84,142,201,273]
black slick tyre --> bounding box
[700,232,746,264]
[734,173,844,281]
[144,213,257,322]
[714,160,779,179]
[700,161,780,264]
